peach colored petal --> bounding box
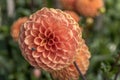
[32,51,41,58]
[25,29,31,36]
[34,37,42,45]
[30,29,39,37]
[24,35,34,45]
[37,46,45,52]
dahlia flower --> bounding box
[76,0,104,17]
[64,10,80,22]
[11,17,28,41]
[51,39,91,80]
[18,7,82,71]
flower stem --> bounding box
[73,61,87,80]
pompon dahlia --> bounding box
[51,39,91,80]
[18,7,82,71]
[11,17,28,41]
[60,0,76,10]
[64,10,80,22]
[76,0,104,17]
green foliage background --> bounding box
[0,0,120,80]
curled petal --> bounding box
[37,46,45,52]
[24,35,34,45]
[44,29,51,37]
[48,39,54,46]
[25,30,31,36]
[44,44,50,50]
[32,23,40,29]
[53,36,60,43]
[42,50,50,58]
[39,25,46,34]
[24,22,33,30]
[47,52,56,61]
[34,37,42,45]
[31,29,39,37]
[32,51,41,58]
[39,33,46,39]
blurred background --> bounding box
[0,0,120,80]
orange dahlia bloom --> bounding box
[51,39,91,80]
[76,0,104,17]
[11,17,28,41]
[64,10,80,22]
[18,7,82,71]
[60,0,76,10]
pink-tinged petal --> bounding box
[55,28,72,41]
[30,29,39,37]
[21,43,27,49]
[34,37,42,45]
[41,20,49,29]
[55,43,63,50]
[37,46,45,52]
[50,45,57,52]
[40,56,51,65]
[48,39,54,46]
[44,44,50,50]
[32,23,40,29]
[25,30,31,36]
[56,50,65,57]
[32,51,41,58]
[55,42,70,51]
[24,35,34,45]
[25,48,32,55]
[42,50,50,58]
[68,38,76,50]
[48,33,54,39]
[42,57,51,64]
[35,57,42,63]
[40,40,46,46]
[38,33,46,39]
[48,52,56,61]
[39,25,46,34]
[24,22,33,30]
[44,29,51,37]
[60,58,68,64]
[48,62,56,69]
[54,56,61,62]
[66,42,73,50]
[19,32,25,41]
[27,55,35,61]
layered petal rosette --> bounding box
[51,39,91,80]
[18,7,82,71]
